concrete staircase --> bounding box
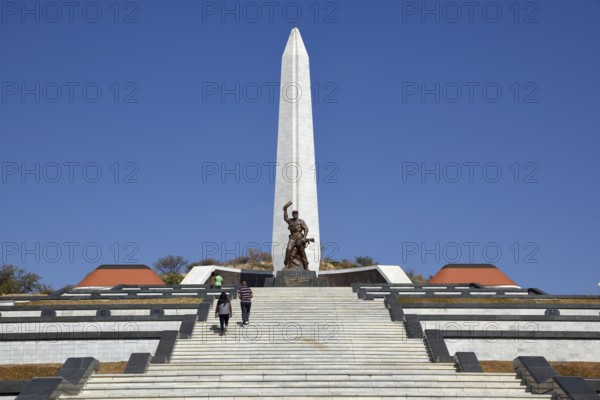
[61,287,551,399]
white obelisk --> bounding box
[272,28,320,272]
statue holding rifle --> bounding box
[282,201,314,270]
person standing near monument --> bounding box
[214,272,223,289]
[237,281,253,325]
[215,292,232,336]
[283,201,310,270]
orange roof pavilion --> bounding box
[76,265,165,287]
[428,264,519,287]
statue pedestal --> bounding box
[270,270,328,287]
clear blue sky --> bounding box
[1,0,599,294]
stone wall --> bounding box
[0,340,159,364]
[446,338,600,362]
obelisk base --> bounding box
[267,270,328,287]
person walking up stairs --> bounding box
[237,280,253,326]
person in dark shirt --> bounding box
[237,281,253,325]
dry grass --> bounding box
[227,262,273,271]
[480,361,600,378]
[97,362,127,374]
[398,297,600,305]
[319,261,339,271]
[480,360,514,373]
[0,362,127,381]
[319,261,366,271]
[552,362,600,379]
[14,298,202,306]
[0,364,61,381]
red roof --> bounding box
[428,264,518,287]
[76,265,165,287]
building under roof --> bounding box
[428,263,519,288]
[76,264,165,288]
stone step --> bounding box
[175,337,419,343]
[63,396,549,399]
[162,363,437,369]
[210,312,389,314]
[212,310,383,312]
[191,328,409,332]
[217,300,367,302]
[61,387,550,398]
[246,302,388,304]
[192,325,409,330]
[200,322,400,325]
[185,337,412,342]
[173,343,423,347]
[243,297,363,299]
[213,311,390,314]
[173,348,426,353]
[195,330,406,333]
[213,315,390,318]
[170,355,431,360]
[106,365,498,372]
[169,355,433,360]
[225,314,389,316]
[149,364,455,371]
[222,307,383,310]
[172,347,427,352]
[193,324,407,328]
[189,331,411,336]
[214,316,404,320]
[176,340,423,344]
[82,381,529,389]
[89,373,524,383]
[203,324,396,326]
[176,338,421,343]
[208,314,393,317]
[228,296,370,298]
[169,358,434,363]
[209,307,387,310]
[206,319,394,322]
[230,313,391,315]
[245,293,356,296]
[188,333,410,337]
[147,364,458,371]
[203,313,394,316]
[170,349,428,354]
[215,303,377,305]
[226,296,359,299]
[170,352,431,357]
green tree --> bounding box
[226,249,272,267]
[153,255,188,275]
[405,268,431,284]
[186,258,224,271]
[58,284,75,293]
[343,259,358,268]
[162,273,184,285]
[247,248,271,264]
[0,264,52,294]
[355,256,377,267]
[38,284,55,295]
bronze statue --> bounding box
[283,201,312,270]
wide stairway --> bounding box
[61,287,550,399]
